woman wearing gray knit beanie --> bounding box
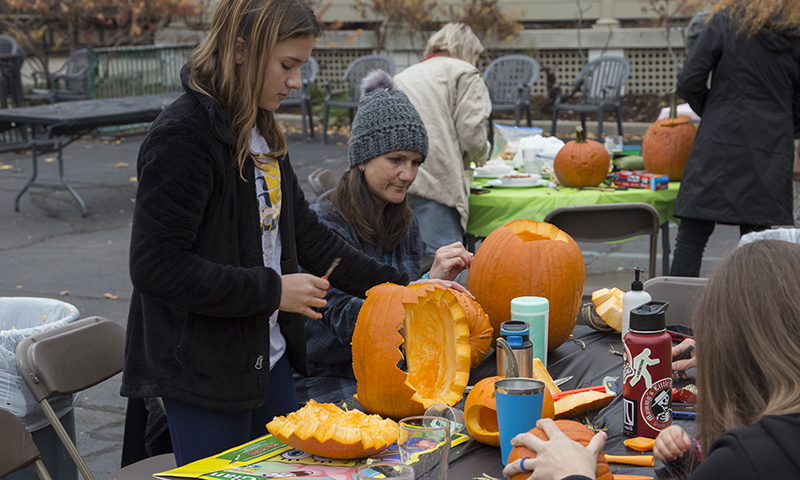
[294,69,474,405]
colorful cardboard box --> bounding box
[613,171,669,190]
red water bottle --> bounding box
[623,301,672,438]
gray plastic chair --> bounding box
[307,167,337,197]
[551,56,631,139]
[31,49,91,103]
[321,54,395,144]
[0,34,26,108]
[643,276,708,325]
[281,56,319,141]
[544,202,661,278]
[15,316,175,480]
[0,407,53,480]
[483,55,540,130]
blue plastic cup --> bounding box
[494,378,545,465]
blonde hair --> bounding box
[423,23,484,63]
[695,240,800,456]
[189,0,320,176]
[711,0,800,39]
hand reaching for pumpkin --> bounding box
[654,425,693,463]
[428,242,473,281]
[279,273,329,319]
[672,338,696,379]
[502,418,606,480]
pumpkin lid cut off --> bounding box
[507,419,613,480]
[266,400,399,459]
[352,282,472,420]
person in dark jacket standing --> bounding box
[503,240,800,480]
[122,0,410,466]
[670,0,800,276]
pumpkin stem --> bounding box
[495,337,519,378]
[575,125,586,143]
[669,89,678,120]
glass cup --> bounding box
[356,462,415,480]
[424,403,465,436]
[398,416,450,480]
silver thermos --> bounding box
[496,320,533,378]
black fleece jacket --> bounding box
[120,68,408,413]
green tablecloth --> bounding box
[468,180,680,238]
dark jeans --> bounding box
[670,217,763,277]
[163,354,297,466]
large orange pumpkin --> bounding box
[464,375,555,447]
[466,219,586,351]
[266,400,398,459]
[507,420,613,480]
[553,126,610,188]
[352,282,471,420]
[641,92,697,181]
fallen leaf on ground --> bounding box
[104,293,119,300]
[0,164,12,170]
[60,290,70,296]
[115,162,130,168]
[44,157,56,163]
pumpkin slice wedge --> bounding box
[554,390,615,419]
[266,400,398,459]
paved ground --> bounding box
[0,121,740,478]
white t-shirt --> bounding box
[251,127,286,370]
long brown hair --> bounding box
[695,239,800,456]
[711,0,800,39]
[326,169,413,253]
[189,0,320,176]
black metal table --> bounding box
[0,92,181,216]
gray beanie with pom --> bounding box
[348,70,428,169]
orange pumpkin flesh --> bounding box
[507,420,613,480]
[554,390,615,420]
[466,219,586,351]
[266,400,398,459]
[352,282,471,420]
[464,374,556,447]
[554,126,610,188]
[641,114,696,181]
[408,284,493,369]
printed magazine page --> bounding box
[155,432,469,480]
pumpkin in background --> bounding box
[553,126,610,188]
[352,282,471,420]
[506,420,613,480]
[466,219,586,351]
[266,400,398,459]
[464,376,555,447]
[641,91,697,181]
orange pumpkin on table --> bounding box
[506,419,614,480]
[352,282,471,420]
[553,126,610,188]
[466,219,586,351]
[641,91,697,181]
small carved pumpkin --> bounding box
[352,282,471,420]
[507,420,614,480]
[554,126,610,188]
[466,219,586,351]
[464,375,556,447]
[641,91,697,181]
[266,400,398,459]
